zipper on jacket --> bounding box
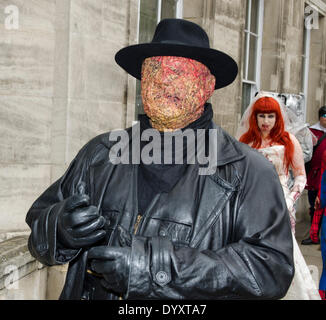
[133,214,142,235]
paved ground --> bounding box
[295,219,323,289]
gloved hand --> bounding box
[57,183,106,249]
[88,246,131,295]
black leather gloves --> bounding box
[88,246,131,295]
[57,183,106,249]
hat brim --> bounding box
[115,43,238,90]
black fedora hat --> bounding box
[115,18,238,90]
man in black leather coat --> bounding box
[26,19,294,300]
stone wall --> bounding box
[0,0,138,236]
[183,0,245,136]
[306,10,326,124]
[0,236,47,300]
[205,0,245,136]
[260,0,304,94]
[261,0,326,124]
[53,0,138,180]
[0,0,55,233]
[0,0,138,300]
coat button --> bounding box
[155,271,169,285]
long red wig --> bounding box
[239,97,295,172]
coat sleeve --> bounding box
[125,155,294,300]
[25,148,89,266]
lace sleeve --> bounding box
[289,134,307,202]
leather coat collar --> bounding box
[209,122,245,167]
[89,121,246,211]
[99,121,246,168]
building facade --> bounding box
[0,0,325,299]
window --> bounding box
[241,0,264,114]
[135,0,183,119]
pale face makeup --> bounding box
[257,113,276,136]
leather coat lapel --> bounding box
[89,162,116,209]
[210,122,245,167]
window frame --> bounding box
[241,0,264,114]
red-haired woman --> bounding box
[237,94,305,232]
[236,93,320,300]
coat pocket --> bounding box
[141,217,192,245]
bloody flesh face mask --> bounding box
[141,56,216,131]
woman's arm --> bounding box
[289,133,307,202]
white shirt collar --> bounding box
[310,122,326,133]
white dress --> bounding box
[258,144,320,300]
